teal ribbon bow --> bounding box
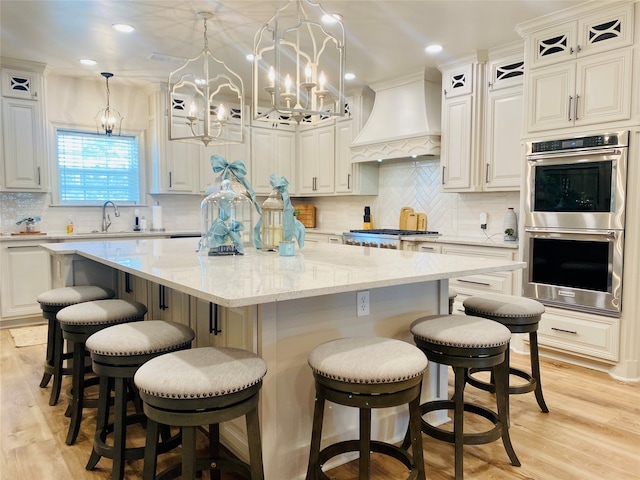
[210,155,262,248]
[269,173,305,248]
[204,217,245,254]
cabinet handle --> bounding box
[37,167,41,185]
[441,166,446,185]
[568,96,573,121]
[457,278,491,287]
[551,327,578,335]
[487,81,493,90]
[209,302,221,335]
[485,163,490,183]
[570,47,574,55]
[347,173,351,189]
[169,172,172,188]
[125,273,132,294]
[419,246,436,251]
[443,89,448,97]
[576,45,582,53]
[159,285,168,310]
[575,94,579,120]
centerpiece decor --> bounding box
[260,174,305,254]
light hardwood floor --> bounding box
[1,326,639,480]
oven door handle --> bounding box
[525,227,617,238]
[526,148,620,161]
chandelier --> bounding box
[168,12,244,146]
[253,0,346,125]
[95,72,123,136]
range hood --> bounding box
[351,70,441,163]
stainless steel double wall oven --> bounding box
[523,131,629,316]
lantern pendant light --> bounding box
[95,72,123,136]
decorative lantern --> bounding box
[199,179,252,256]
[260,188,285,251]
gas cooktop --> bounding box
[348,229,439,236]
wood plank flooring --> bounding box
[1,326,639,479]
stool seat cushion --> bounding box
[411,315,511,348]
[308,337,427,384]
[463,293,545,319]
[57,299,147,327]
[86,321,195,357]
[449,288,458,300]
[134,347,267,399]
[37,286,115,307]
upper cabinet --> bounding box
[1,60,49,192]
[146,84,199,194]
[298,124,335,194]
[517,2,637,134]
[250,126,296,195]
[200,125,251,194]
[439,45,523,193]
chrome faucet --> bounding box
[101,200,120,232]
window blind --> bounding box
[56,129,140,204]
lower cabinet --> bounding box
[117,271,149,316]
[0,240,51,324]
[148,283,190,326]
[192,298,255,351]
[304,232,343,244]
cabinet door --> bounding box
[577,4,634,58]
[149,284,190,325]
[298,129,317,193]
[526,62,575,132]
[442,63,473,98]
[527,21,577,69]
[200,127,251,193]
[298,125,334,194]
[251,128,275,194]
[441,95,473,190]
[574,49,632,127]
[1,243,51,320]
[1,97,46,190]
[192,299,255,351]
[164,122,199,193]
[273,130,296,193]
[484,85,523,191]
[334,119,354,193]
[118,271,149,309]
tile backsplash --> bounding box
[1,159,519,237]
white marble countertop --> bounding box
[0,230,200,242]
[41,238,525,308]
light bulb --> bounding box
[189,102,197,117]
[305,63,312,83]
[268,66,275,87]
[318,71,326,90]
[285,74,292,94]
[217,103,226,122]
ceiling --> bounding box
[1,0,588,90]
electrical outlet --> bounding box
[357,290,370,317]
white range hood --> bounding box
[351,70,441,163]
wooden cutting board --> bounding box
[11,231,46,235]
[399,207,414,229]
[406,213,418,230]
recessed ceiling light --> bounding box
[322,13,342,24]
[79,59,97,66]
[112,23,135,33]
[425,44,443,54]
[344,72,355,80]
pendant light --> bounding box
[168,12,244,146]
[253,0,346,125]
[95,72,123,136]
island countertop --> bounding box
[41,237,525,308]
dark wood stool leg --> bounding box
[453,366,465,480]
[246,406,265,480]
[39,315,56,388]
[66,340,86,445]
[408,394,426,480]
[111,377,128,480]
[359,407,372,480]
[49,321,66,405]
[306,392,325,480]
[182,426,197,480]
[494,359,520,467]
[209,423,221,480]
[142,419,160,480]
[87,375,112,470]
[529,332,549,413]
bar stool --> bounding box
[57,299,147,445]
[463,293,549,413]
[85,320,195,480]
[448,288,458,314]
[37,286,115,406]
[306,336,428,480]
[134,346,267,480]
[410,315,520,480]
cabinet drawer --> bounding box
[537,308,619,362]
[450,272,510,295]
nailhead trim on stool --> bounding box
[85,321,195,480]
[306,336,428,480]
[410,315,520,480]
[134,347,267,480]
[463,293,549,413]
[37,286,115,406]
[57,299,147,445]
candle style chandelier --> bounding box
[253,0,346,125]
[168,12,244,146]
[95,72,123,136]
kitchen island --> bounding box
[41,237,525,480]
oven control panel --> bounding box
[530,131,628,154]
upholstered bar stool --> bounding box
[449,288,458,314]
[306,336,428,480]
[134,346,267,480]
[37,286,115,406]
[85,320,195,480]
[463,293,549,413]
[57,299,147,445]
[410,315,520,480]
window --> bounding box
[56,129,140,204]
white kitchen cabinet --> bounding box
[526,49,632,132]
[334,118,379,195]
[117,271,149,311]
[146,84,199,194]
[192,299,255,351]
[1,62,48,192]
[439,57,484,192]
[250,127,296,195]
[0,240,51,323]
[200,126,251,193]
[298,124,335,194]
[304,232,343,244]
[148,282,190,326]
